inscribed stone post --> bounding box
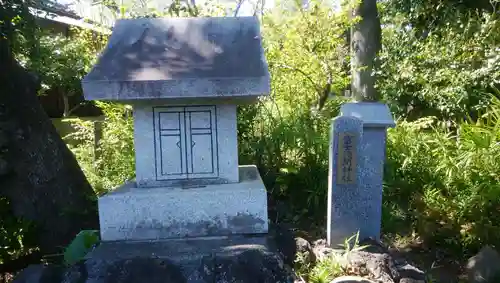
[340,102,395,243]
[327,116,364,247]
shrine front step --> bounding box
[98,165,269,242]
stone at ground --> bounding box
[311,238,426,283]
[466,246,500,283]
[12,264,62,283]
[214,249,290,283]
[330,276,376,283]
[398,278,425,283]
[13,235,294,283]
[269,223,296,266]
[312,239,335,262]
[347,249,399,282]
[295,237,316,265]
[347,239,426,283]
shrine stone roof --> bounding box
[82,16,270,101]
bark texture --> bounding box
[0,40,98,257]
[350,0,382,101]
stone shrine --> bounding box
[82,16,270,242]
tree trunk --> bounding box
[350,0,382,101]
[0,40,98,258]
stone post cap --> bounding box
[340,102,396,128]
[82,16,270,102]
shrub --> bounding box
[383,95,500,254]
[67,102,135,195]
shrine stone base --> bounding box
[98,165,268,242]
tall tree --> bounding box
[0,0,98,271]
[350,0,382,101]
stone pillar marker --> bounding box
[327,102,395,247]
[81,17,270,242]
[327,116,363,247]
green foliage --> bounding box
[304,232,369,283]
[3,0,498,272]
[67,102,135,195]
[308,258,344,283]
[1,0,38,56]
[63,230,99,266]
[383,95,500,254]
[0,198,35,265]
[237,0,352,225]
[22,31,91,96]
[378,1,500,121]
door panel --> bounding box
[189,134,214,174]
[160,135,185,176]
[153,105,219,181]
[154,107,187,180]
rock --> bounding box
[399,278,425,283]
[214,249,292,283]
[0,51,98,256]
[396,263,426,282]
[13,238,294,283]
[0,158,8,175]
[308,238,427,283]
[330,276,375,283]
[270,222,296,266]
[348,251,399,283]
[13,264,63,283]
[0,131,7,147]
[312,239,334,261]
[295,237,316,265]
[91,258,186,283]
[467,246,500,283]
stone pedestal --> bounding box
[99,166,268,241]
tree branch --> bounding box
[277,64,336,111]
[277,64,322,96]
[234,0,245,16]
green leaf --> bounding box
[63,230,100,266]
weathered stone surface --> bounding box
[0,157,8,175]
[133,104,239,187]
[398,278,425,283]
[327,103,395,246]
[0,37,98,258]
[87,258,186,283]
[98,166,268,241]
[311,239,426,283]
[82,17,270,101]
[269,223,296,266]
[13,264,63,283]
[295,237,316,265]
[327,115,364,247]
[466,246,500,283]
[214,249,291,283]
[396,263,426,282]
[13,236,293,283]
[312,239,335,262]
[348,251,399,283]
[330,276,376,283]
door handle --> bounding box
[191,141,196,148]
[176,141,181,148]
